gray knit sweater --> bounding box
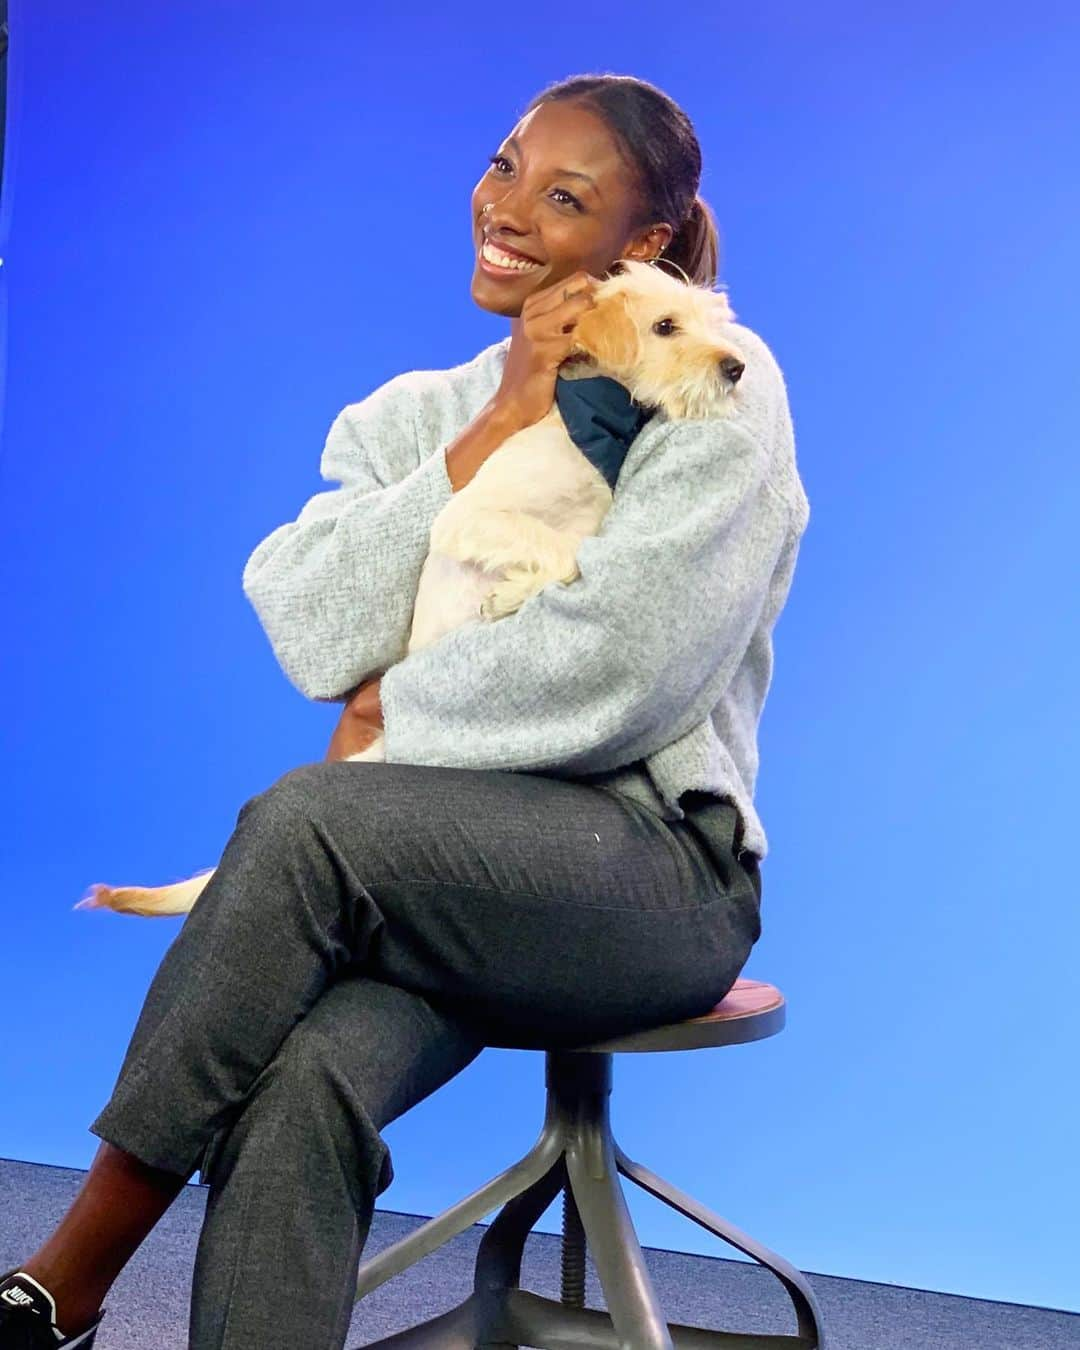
[241,327,809,862]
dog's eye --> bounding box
[652,317,678,337]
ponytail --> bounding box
[663,195,721,288]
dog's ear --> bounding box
[711,288,736,324]
[572,290,642,369]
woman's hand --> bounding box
[494,270,603,429]
[326,674,384,762]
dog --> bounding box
[76,259,746,918]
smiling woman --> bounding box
[470,75,721,310]
[7,73,808,1350]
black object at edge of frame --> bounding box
[0,4,7,202]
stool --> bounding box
[351,977,826,1349]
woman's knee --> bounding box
[199,1019,393,1195]
[234,762,335,838]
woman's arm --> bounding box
[243,357,510,702]
[444,397,527,492]
[242,375,448,701]
[326,674,384,761]
[321,393,532,758]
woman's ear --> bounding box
[572,290,642,369]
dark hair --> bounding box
[520,73,720,288]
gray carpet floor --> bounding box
[1,1157,1076,1349]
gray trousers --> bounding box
[88,761,762,1350]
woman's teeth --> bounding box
[481,239,543,273]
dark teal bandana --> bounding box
[555,373,656,490]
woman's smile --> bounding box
[478,236,547,279]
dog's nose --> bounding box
[719,356,745,384]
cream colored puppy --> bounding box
[78,260,745,918]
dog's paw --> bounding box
[479,589,511,621]
[481,565,541,621]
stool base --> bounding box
[351,1050,826,1349]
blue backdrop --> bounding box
[2,0,1077,1316]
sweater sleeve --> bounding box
[378,411,792,776]
[241,372,456,701]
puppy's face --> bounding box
[565,259,746,421]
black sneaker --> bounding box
[0,1271,104,1348]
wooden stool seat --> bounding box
[572,977,786,1054]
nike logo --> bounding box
[1,1286,35,1307]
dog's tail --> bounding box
[74,867,217,917]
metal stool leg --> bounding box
[471,1153,571,1348]
[353,1056,582,1347]
[559,1052,674,1350]
[354,1126,564,1301]
[613,1144,828,1349]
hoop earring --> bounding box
[648,256,693,286]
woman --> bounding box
[0,74,806,1350]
